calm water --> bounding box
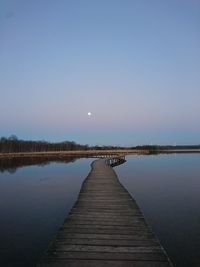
[0,154,200,267]
[0,157,93,267]
[116,154,200,267]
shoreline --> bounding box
[0,149,147,159]
[0,149,200,159]
[157,149,200,153]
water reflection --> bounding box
[0,157,92,267]
[1,154,200,267]
[115,154,200,267]
[0,156,81,173]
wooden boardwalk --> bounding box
[38,159,173,267]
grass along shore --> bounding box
[0,149,148,159]
[1,147,200,159]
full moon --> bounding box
[87,112,92,116]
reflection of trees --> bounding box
[0,156,80,173]
[7,168,17,174]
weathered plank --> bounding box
[51,239,159,246]
[37,159,173,266]
[38,260,172,267]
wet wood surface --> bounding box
[37,159,173,267]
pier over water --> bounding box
[38,158,173,267]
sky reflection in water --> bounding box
[0,154,200,267]
[116,154,200,267]
[0,158,92,267]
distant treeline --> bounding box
[0,135,88,153]
[1,136,200,154]
[0,135,135,153]
[135,145,200,153]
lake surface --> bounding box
[0,154,200,267]
[0,157,93,267]
[116,154,200,267]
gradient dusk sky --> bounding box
[1,0,200,146]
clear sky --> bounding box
[1,0,200,145]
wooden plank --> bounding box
[55,233,155,240]
[51,239,159,246]
[68,213,143,219]
[64,219,146,225]
[43,251,167,261]
[56,230,155,238]
[47,244,163,253]
[37,159,173,266]
[37,259,172,267]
